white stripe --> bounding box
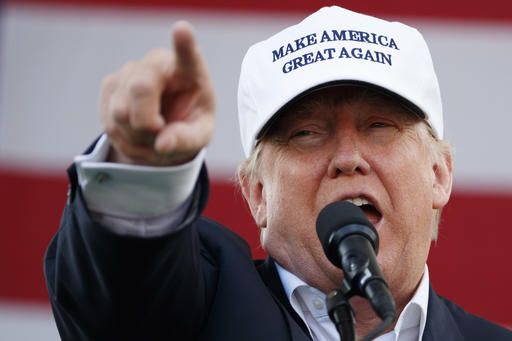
[0,300,59,340]
[1,5,512,189]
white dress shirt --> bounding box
[76,134,430,340]
[277,263,429,341]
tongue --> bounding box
[360,205,382,226]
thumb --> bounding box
[154,113,214,155]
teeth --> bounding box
[344,197,370,207]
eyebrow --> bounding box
[266,89,420,139]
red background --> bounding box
[1,167,511,326]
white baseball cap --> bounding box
[237,6,443,157]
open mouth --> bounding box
[343,197,382,226]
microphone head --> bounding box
[316,201,379,268]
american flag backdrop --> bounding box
[1,1,511,339]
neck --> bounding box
[348,296,406,340]
[349,273,424,340]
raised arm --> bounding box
[45,22,218,341]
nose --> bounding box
[327,131,370,178]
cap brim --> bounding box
[256,80,426,142]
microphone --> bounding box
[316,201,396,324]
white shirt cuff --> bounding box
[74,134,205,236]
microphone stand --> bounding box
[326,289,356,341]
[326,281,395,341]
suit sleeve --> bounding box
[44,163,216,341]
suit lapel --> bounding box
[256,257,312,340]
[422,284,464,341]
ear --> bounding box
[239,168,268,228]
[432,148,453,209]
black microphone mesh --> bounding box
[316,201,372,250]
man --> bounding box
[44,6,511,341]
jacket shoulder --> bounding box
[440,295,511,338]
[426,288,512,341]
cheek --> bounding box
[372,140,434,277]
[380,137,434,206]
[382,159,434,243]
[265,169,312,231]
[262,154,327,242]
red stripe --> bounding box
[0,169,68,303]
[1,169,511,327]
[6,0,512,22]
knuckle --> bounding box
[128,78,153,98]
[109,99,129,122]
[145,49,174,77]
[131,119,152,132]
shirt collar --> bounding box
[393,265,429,341]
[276,262,311,304]
[275,263,328,337]
[276,262,430,341]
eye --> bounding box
[363,118,401,143]
[292,130,315,137]
[369,121,392,128]
[286,125,329,149]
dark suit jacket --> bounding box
[44,161,512,340]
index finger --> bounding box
[171,21,207,81]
